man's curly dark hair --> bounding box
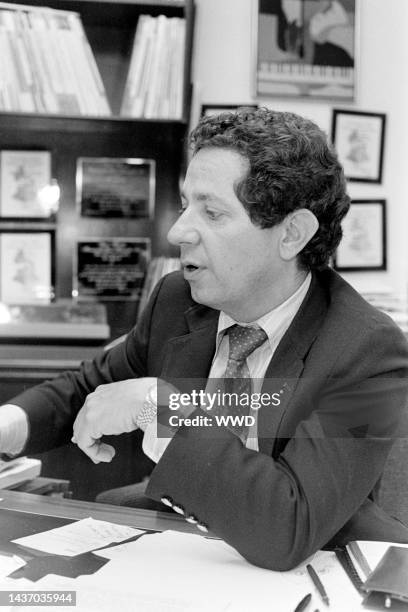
[190,107,350,270]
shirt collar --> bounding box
[216,272,312,348]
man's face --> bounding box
[167,147,287,321]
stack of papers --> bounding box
[12,518,143,557]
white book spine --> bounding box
[19,10,49,112]
[68,12,110,115]
[1,15,20,110]
[136,17,157,117]
[120,14,150,117]
[0,25,13,110]
[144,14,167,118]
[29,10,59,114]
[172,18,185,119]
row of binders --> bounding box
[0,2,186,119]
[0,3,110,116]
[121,14,186,119]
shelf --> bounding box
[0,112,187,135]
[0,0,194,340]
[5,0,190,27]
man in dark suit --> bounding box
[1,108,408,570]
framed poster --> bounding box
[201,104,258,117]
[0,150,54,219]
[331,110,386,183]
[0,230,55,303]
[74,238,151,301]
[333,200,386,271]
[76,157,155,218]
[254,0,357,100]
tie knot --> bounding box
[227,324,267,362]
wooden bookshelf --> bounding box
[0,0,195,339]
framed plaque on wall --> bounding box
[76,157,156,218]
[74,237,151,301]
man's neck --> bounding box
[225,268,310,323]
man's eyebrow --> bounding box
[180,190,220,203]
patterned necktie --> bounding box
[220,324,268,440]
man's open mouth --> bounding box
[184,264,199,272]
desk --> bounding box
[0,489,195,534]
[0,490,368,612]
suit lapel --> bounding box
[161,303,219,392]
[159,272,329,454]
[258,273,328,455]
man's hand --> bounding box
[72,377,157,464]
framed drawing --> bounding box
[331,109,386,183]
[0,150,54,219]
[0,229,55,303]
[333,200,386,271]
[201,104,258,117]
[76,157,155,218]
[254,0,358,100]
[74,237,151,301]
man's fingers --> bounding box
[74,436,116,463]
[91,442,116,463]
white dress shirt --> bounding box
[143,273,311,461]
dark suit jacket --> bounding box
[14,267,408,569]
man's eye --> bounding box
[205,208,221,220]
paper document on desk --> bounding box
[93,530,308,611]
[3,531,365,611]
[12,517,144,556]
[0,554,26,579]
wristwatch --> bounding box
[136,384,157,431]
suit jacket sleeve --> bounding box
[146,319,408,570]
[10,276,167,455]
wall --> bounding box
[191,0,408,295]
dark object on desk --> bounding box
[8,554,108,582]
[335,547,364,593]
[306,563,330,606]
[294,592,312,612]
[362,546,408,610]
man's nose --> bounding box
[167,210,200,245]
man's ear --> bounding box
[279,209,319,261]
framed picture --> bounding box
[74,237,151,301]
[333,200,386,271]
[76,157,155,219]
[331,109,386,183]
[201,104,258,117]
[254,0,358,100]
[0,229,55,303]
[0,150,54,219]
